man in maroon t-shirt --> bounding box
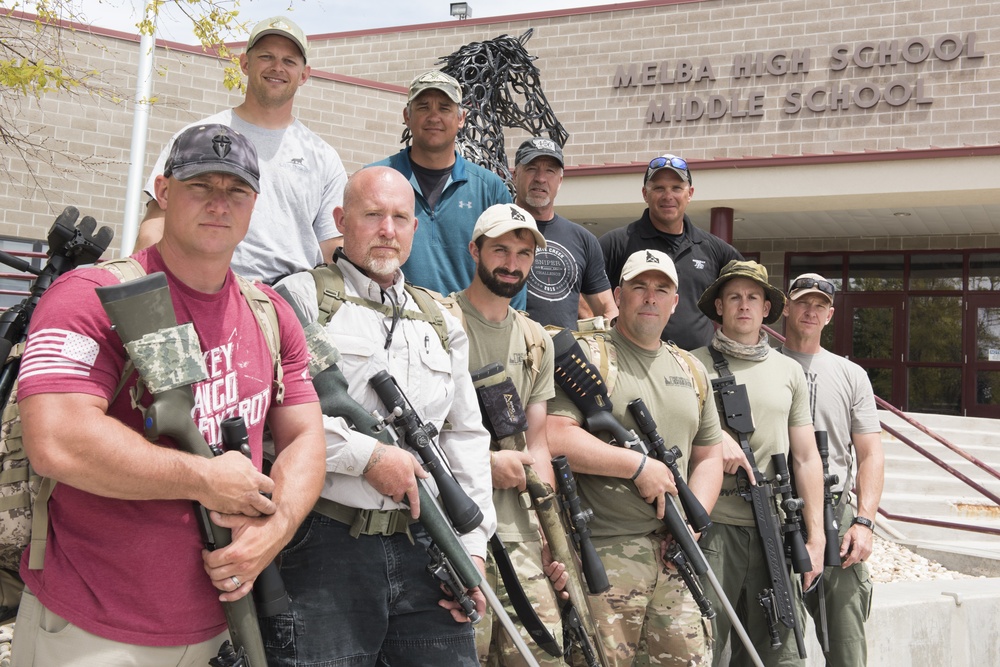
[11,124,325,666]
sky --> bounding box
[67,0,625,43]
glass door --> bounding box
[965,294,1000,418]
[840,294,904,409]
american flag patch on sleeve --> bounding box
[19,328,101,380]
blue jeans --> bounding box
[260,512,478,667]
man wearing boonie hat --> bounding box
[11,123,325,665]
[513,138,618,329]
[443,204,563,666]
[138,15,347,284]
[547,249,724,665]
[371,70,515,310]
[599,153,743,351]
[779,273,883,667]
[690,260,825,667]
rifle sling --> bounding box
[488,534,563,658]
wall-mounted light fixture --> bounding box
[450,3,472,19]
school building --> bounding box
[1,0,998,416]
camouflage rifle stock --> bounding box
[471,362,608,666]
[97,272,265,667]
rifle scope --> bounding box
[370,369,483,534]
[552,455,609,594]
[815,431,843,566]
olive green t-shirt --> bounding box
[690,346,812,527]
[455,291,555,542]
[548,328,722,544]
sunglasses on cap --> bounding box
[645,155,691,184]
[790,277,836,296]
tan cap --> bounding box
[472,204,545,248]
[788,273,836,304]
[697,260,786,324]
[408,70,463,105]
[247,16,308,62]
[620,249,679,287]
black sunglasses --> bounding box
[644,156,691,184]
[790,277,836,296]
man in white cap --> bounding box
[371,70,515,306]
[446,203,563,666]
[779,273,883,667]
[600,154,743,350]
[547,249,724,666]
[138,16,347,284]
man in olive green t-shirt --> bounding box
[547,249,724,667]
[691,260,825,667]
[451,204,562,667]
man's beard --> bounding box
[479,262,527,299]
[523,190,551,209]
[363,240,403,280]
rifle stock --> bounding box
[97,272,266,667]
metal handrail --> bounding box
[763,324,1000,537]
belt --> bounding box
[314,497,415,540]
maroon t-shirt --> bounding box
[17,246,316,646]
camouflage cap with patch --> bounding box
[164,124,261,193]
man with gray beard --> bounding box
[266,166,496,666]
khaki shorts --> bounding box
[11,589,229,667]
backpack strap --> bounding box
[234,274,284,405]
[309,263,451,353]
[512,311,546,381]
[665,343,708,415]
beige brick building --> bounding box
[1,0,999,415]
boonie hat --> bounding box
[472,204,546,249]
[620,249,679,287]
[247,16,308,62]
[788,273,836,304]
[644,154,691,185]
[515,138,564,167]
[408,70,463,105]
[697,260,785,325]
[164,124,261,193]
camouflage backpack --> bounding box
[0,258,282,620]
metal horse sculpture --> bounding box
[403,29,569,195]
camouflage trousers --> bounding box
[803,504,873,667]
[476,539,565,667]
[591,533,712,667]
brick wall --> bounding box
[1,0,997,250]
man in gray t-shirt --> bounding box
[137,16,346,284]
[779,272,884,667]
[514,138,617,329]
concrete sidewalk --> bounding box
[800,578,1000,666]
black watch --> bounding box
[851,516,874,531]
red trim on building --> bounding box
[565,145,1000,177]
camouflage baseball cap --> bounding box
[164,124,260,193]
[247,16,308,62]
[408,70,463,105]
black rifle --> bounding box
[370,370,483,534]
[551,329,764,667]
[0,207,113,406]
[814,430,841,653]
[627,398,712,533]
[368,370,541,665]
[708,347,809,659]
[98,273,267,667]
